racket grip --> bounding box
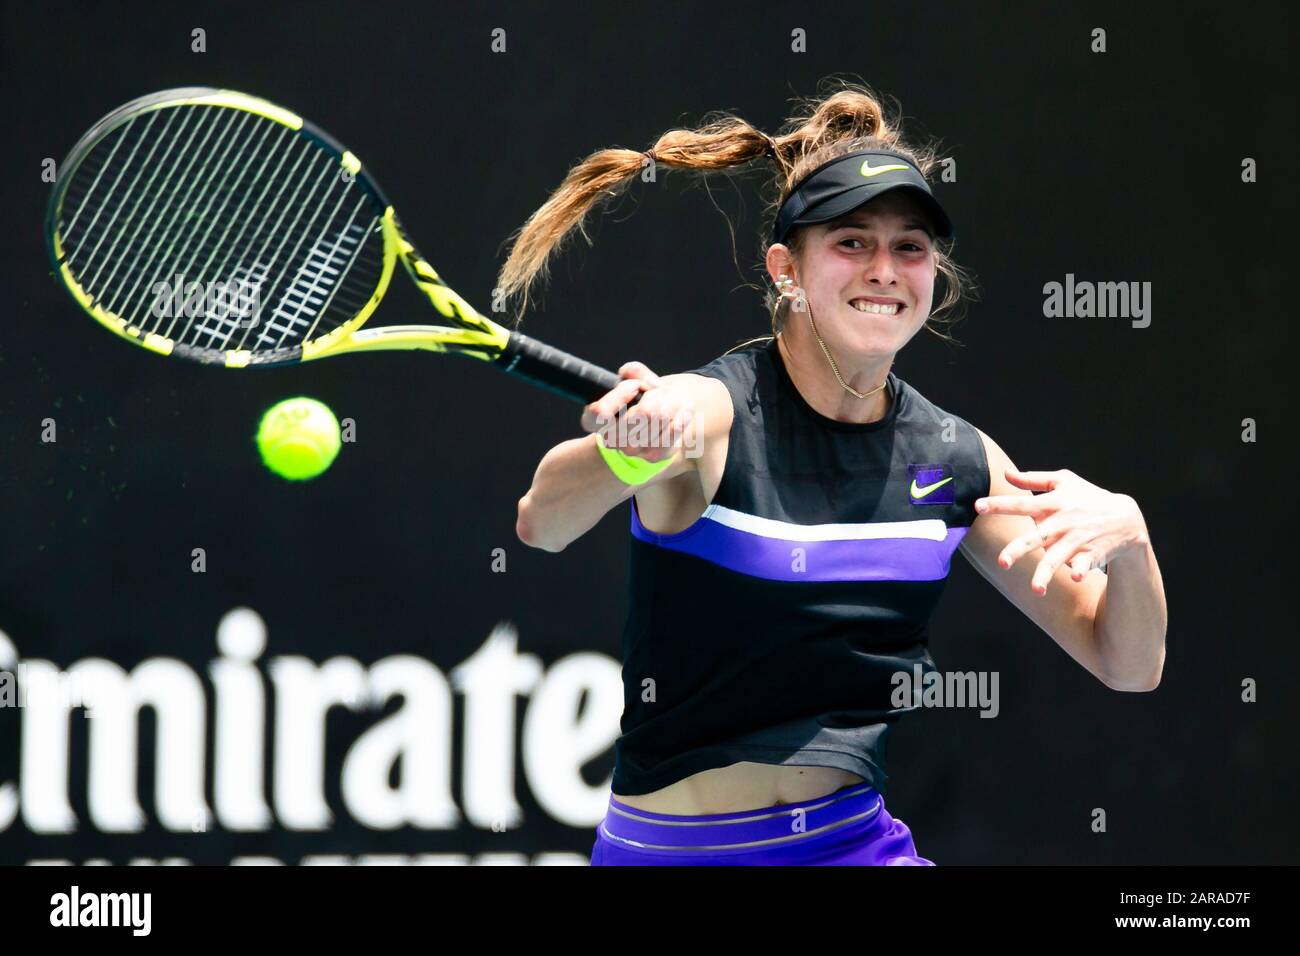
[495,332,632,405]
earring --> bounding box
[776,274,806,312]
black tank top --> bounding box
[610,337,990,796]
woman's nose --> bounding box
[862,247,897,284]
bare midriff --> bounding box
[613,762,866,815]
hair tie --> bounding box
[642,148,657,164]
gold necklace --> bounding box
[805,299,889,401]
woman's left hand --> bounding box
[974,468,1151,595]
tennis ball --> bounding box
[256,397,341,481]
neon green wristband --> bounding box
[595,433,676,486]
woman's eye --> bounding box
[839,238,927,252]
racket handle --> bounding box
[495,332,633,405]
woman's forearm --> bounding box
[519,434,691,553]
[1093,530,1167,691]
[516,435,636,552]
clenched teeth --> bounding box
[850,300,901,315]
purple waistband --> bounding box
[601,784,884,851]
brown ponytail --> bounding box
[494,76,977,341]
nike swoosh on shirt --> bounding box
[910,476,955,499]
[860,160,910,178]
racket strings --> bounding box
[77,107,221,314]
[73,106,248,317]
[57,103,386,359]
[116,110,265,329]
[226,152,368,352]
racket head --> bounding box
[46,87,404,368]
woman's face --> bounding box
[784,192,937,360]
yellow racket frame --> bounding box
[49,89,511,369]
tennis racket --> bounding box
[45,87,623,404]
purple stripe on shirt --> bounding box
[631,504,968,583]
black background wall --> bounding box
[1,0,1295,864]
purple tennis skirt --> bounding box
[590,782,934,866]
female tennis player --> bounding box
[505,81,1167,865]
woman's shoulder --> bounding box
[891,373,985,449]
[656,367,734,445]
[680,339,774,418]
[688,338,771,382]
